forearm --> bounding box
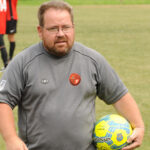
[113,92,145,149]
[113,93,144,129]
[0,103,18,142]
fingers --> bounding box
[122,141,140,150]
[122,128,144,150]
[127,130,136,144]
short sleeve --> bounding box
[0,57,24,109]
[96,55,128,104]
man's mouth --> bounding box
[55,40,67,47]
[55,40,66,43]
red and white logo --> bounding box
[69,73,81,86]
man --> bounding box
[0,0,8,69]
[0,1,144,150]
[6,0,18,61]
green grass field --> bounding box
[0,2,150,150]
[18,0,150,5]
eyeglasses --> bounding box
[43,25,74,34]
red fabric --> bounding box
[6,0,18,20]
[0,0,7,34]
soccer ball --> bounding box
[93,114,133,150]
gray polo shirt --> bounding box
[0,42,128,150]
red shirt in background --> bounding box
[6,0,18,20]
[0,0,7,34]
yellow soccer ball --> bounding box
[93,114,133,150]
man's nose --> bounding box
[56,29,65,36]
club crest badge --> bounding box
[69,73,81,86]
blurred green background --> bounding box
[0,0,150,149]
[17,0,150,5]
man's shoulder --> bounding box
[17,42,43,57]
[73,42,104,63]
[12,42,44,66]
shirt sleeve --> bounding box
[95,55,128,104]
[0,57,24,109]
